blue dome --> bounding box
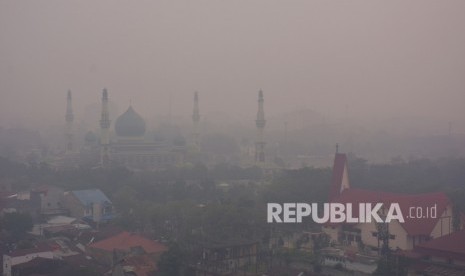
[114,106,146,137]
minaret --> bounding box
[255,90,266,164]
[65,90,74,154]
[192,91,200,149]
[100,88,111,168]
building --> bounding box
[63,89,186,170]
[194,240,258,275]
[401,229,465,275]
[323,153,454,252]
[58,90,81,168]
[31,186,67,218]
[3,244,55,276]
[110,105,185,170]
[88,231,167,274]
[3,238,108,276]
[63,189,114,223]
[88,231,167,257]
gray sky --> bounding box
[1,0,464,129]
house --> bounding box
[2,243,55,276]
[88,231,168,276]
[6,257,64,276]
[31,215,91,237]
[323,153,454,252]
[4,248,108,276]
[63,189,114,223]
[30,185,67,217]
[1,186,67,220]
[1,191,41,220]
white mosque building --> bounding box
[63,89,185,170]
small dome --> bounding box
[84,131,97,143]
[114,106,146,137]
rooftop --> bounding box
[89,231,167,254]
[332,188,450,236]
[8,242,56,257]
[414,229,465,261]
[70,189,111,206]
[328,152,451,236]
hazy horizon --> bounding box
[1,1,464,132]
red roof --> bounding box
[329,153,348,201]
[89,231,167,254]
[332,188,450,236]
[414,230,465,261]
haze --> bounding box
[1,0,464,133]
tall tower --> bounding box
[65,90,74,154]
[192,91,200,149]
[255,90,266,164]
[100,88,111,168]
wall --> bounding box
[430,204,453,239]
[63,192,85,219]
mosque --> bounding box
[63,89,185,170]
[62,89,267,171]
[109,106,185,170]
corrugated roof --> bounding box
[89,231,167,254]
[47,215,77,225]
[9,243,55,257]
[71,189,111,206]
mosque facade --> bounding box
[109,105,185,170]
[62,89,266,171]
[63,89,185,170]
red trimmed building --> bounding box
[323,153,454,252]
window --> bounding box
[389,234,396,240]
[84,208,92,216]
[104,206,112,214]
[372,232,378,237]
